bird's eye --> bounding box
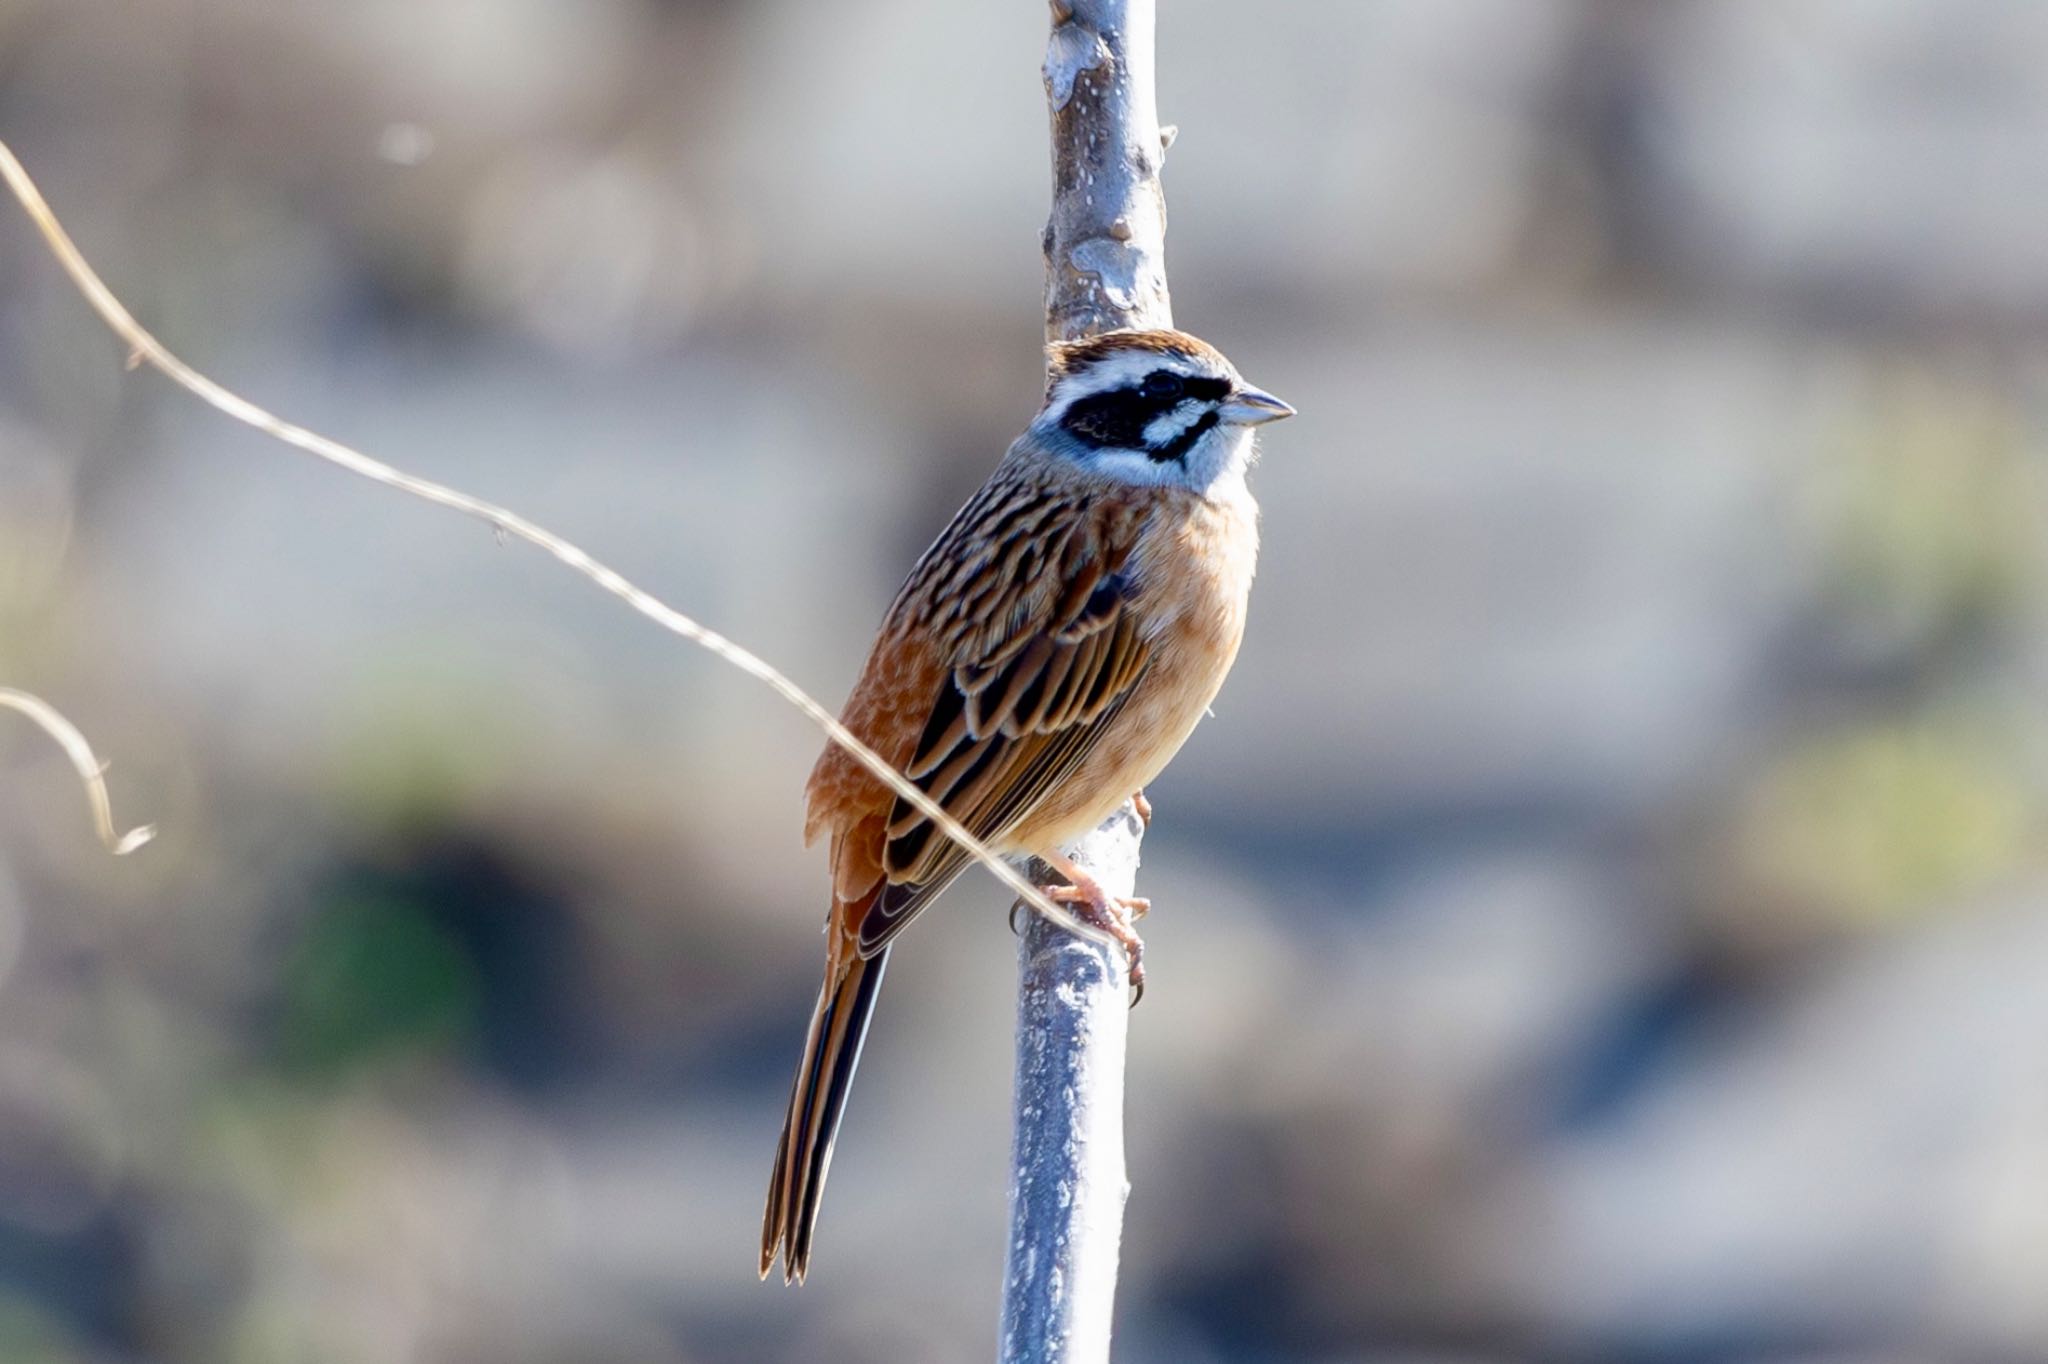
[1141,371,1184,400]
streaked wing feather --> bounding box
[856,596,1148,957]
[858,683,1142,956]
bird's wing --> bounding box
[805,479,1154,957]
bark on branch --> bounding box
[1001,2,1172,1359]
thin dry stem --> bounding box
[0,688,155,855]
[0,140,1102,946]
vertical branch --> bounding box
[1041,0,1173,341]
[1003,2,1171,1359]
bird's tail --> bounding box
[760,945,890,1284]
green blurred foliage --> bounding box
[322,646,533,837]
[1813,369,2046,655]
[1735,711,2036,926]
[275,892,480,1078]
[0,1297,85,1364]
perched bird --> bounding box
[761,327,1292,1283]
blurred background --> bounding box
[4,1,2048,1361]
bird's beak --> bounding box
[1219,386,1296,426]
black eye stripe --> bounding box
[1061,388,1154,447]
[1059,371,1232,453]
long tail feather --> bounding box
[760,946,890,1283]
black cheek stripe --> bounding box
[1152,409,1219,463]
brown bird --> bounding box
[761,327,1292,1282]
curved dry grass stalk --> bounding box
[0,688,156,855]
[0,140,1102,946]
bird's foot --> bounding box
[1037,854,1148,1005]
[1008,892,1146,937]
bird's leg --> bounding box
[1131,789,1153,828]
[1035,848,1150,1004]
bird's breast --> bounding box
[1135,483,1259,656]
[1009,486,1260,853]
[1124,485,1260,745]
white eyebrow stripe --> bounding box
[1143,400,1205,447]
[1049,352,1211,415]
[1060,350,1175,399]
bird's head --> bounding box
[1031,328,1294,493]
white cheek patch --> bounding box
[1086,448,1189,488]
[1065,423,1257,496]
[1142,400,1206,447]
